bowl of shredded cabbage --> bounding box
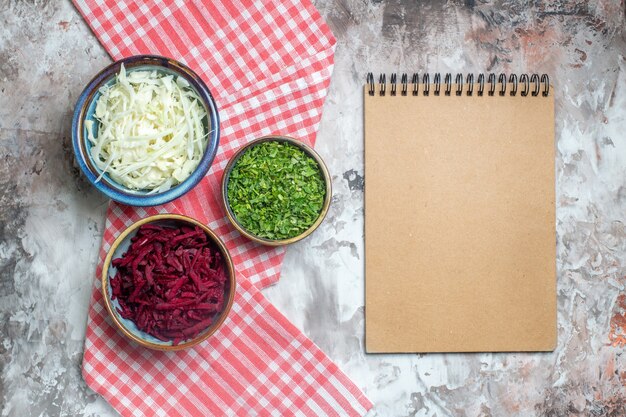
[72,55,219,206]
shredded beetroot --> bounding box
[110,224,228,345]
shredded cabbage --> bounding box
[88,64,208,192]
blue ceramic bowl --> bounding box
[72,55,220,206]
[102,214,236,351]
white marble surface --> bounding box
[2,1,626,416]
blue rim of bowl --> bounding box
[71,55,220,207]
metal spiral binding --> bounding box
[466,74,473,96]
[401,73,408,96]
[444,73,452,96]
[488,73,496,96]
[366,72,551,97]
[477,73,485,96]
[367,72,375,96]
[498,73,506,96]
[509,74,518,96]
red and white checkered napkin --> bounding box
[74,0,372,416]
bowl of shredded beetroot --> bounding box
[102,214,235,350]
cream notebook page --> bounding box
[364,75,555,352]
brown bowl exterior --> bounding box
[221,135,332,246]
[101,214,236,351]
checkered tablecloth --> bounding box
[73,0,372,415]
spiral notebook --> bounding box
[364,73,556,353]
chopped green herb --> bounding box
[227,141,326,240]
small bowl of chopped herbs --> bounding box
[221,136,331,246]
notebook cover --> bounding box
[364,85,556,353]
